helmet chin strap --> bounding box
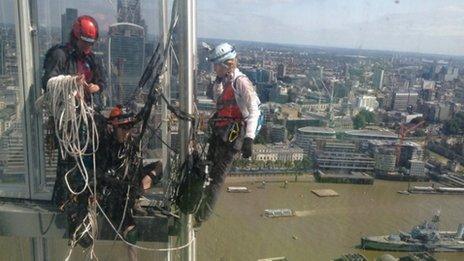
[82,48,92,56]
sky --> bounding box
[197,0,464,56]
[2,0,464,56]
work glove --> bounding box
[214,76,224,83]
[242,137,253,159]
[206,77,223,99]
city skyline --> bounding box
[198,0,464,56]
[3,0,464,56]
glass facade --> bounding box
[0,0,29,197]
[28,0,162,198]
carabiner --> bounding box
[228,122,240,142]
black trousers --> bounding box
[195,133,239,221]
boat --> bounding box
[408,186,464,195]
[361,214,464,252]
[333,253,436,261]
[435,187,464,193]
[375,173,429,182]
[410,186,435,192]
[264,208,294,218]
[227,186,250,193]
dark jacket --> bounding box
[41,43,106,107]
[45,43,107,206]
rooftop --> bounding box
[298,126,335,135]
[254,143,304,152]
[344,129,398,139]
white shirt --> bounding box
[211,68,261,139]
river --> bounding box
[1,178,463,260]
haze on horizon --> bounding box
[200,0,464,57]
[2,0,464,56]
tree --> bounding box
[254,133,267,144]
[443,112,464,135]
[413,129,426,137]
[294,157,312,170]
[353,114,366,129]
[287,88,299,103]
[352,109,376,129]
[444,120,460,135]
[359,109,376,123]
[410,117,425,125]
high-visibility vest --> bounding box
[215,81,243,127]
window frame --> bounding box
[0,0,34,199]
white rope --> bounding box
[46,75,100,260]
[46,75,99,196]
[50,0,186,256]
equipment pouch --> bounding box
[176,151,209,214]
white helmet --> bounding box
[207,43,236,64]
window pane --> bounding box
[36,0,162,192]
[0,236,32,260]
[0,0,27,187]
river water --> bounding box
[197,178,464,261]
[0,178,463,260]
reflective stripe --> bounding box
[80,36,95,43]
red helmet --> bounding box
[72,15,99,43]
[108,105,136,126]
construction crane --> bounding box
[396,120,425,166]
[312,75,334,127]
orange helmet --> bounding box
[108,105,136,126]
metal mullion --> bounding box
[6,0,34,199]
[28,0,52,200]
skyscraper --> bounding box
[117,0,145,28]
[277,64,286,78]
[0,41,5,75]
[373,69,384,90]
[392,91,419,111]
[108,23,145,105]
[61,8,78,44]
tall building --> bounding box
[269,85,289,103]
[374,147,396,173]
[392,91,418,111]
[277,64,286,78]
[0,41,5,75]
[444,67,459,82]
[315,141,375,172]
[252,144,304,162]
[409,159,426,176]
[356,95,379,112]
[295,127,336,155]
[373,69,384,90]
[257,68,274,83]
[108,23,145,105]
[270,124,288,143]
[117,0,145,28]
[61,8,78,44]
[0,123,26,183]
[437,103,452,122]
[242,67,275,84]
